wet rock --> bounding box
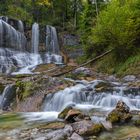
[115,100,130,113]
[72,120,103,136]
[123,75,136,82]
[95,81,113,93]
[69,133,84,140]
[106,101,132,123]
[65,109,82,123]
[58,106,73,119]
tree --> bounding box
[90,0,140,61]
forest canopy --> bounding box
[0,0,140,75]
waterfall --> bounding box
[0,18,63,74]
[31,23,39,53]
[46,25,60,54]
[45,25,62,64]
[18,20,24,33]
[0,20,27,51]
[43,80,140,112]
[0,85,16,110]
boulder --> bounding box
[106,101,132,123]
[58,106,73,119]
[115,100,130,113]
[72,120,103,136]
[65,109,82,123]
[58,107,88,123]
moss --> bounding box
[16,81,33,100]
[107,111,120,123]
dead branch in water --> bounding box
[52,49,113,77]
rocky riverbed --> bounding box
[0,66,140,140]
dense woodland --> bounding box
[0,0,140,76]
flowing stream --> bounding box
[19,79,140,123]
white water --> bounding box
[31,23,39,54]
[0,20,27,51]
[0,48,43,74]
[12,53,43,75]
[18,20,24,33]
[45,25,62,64]
[0,85,14,109]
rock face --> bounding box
[107,101,132,123]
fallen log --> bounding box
[52,49,113,77]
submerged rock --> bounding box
[106,101,132,123]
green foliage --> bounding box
[79,0,106,58]
[91,0,140,61]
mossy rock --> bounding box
[58,106,73,119]
[83,123,104,136]
[16,81,33,100]
[107,110,132,124]
[106,111,121,123]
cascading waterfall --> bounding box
[0,17,63,74]
[45,25,62,64]
[43,80,140,112]
[0,20,42,74]
[31,23,39,54]
[23,79,140,122]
